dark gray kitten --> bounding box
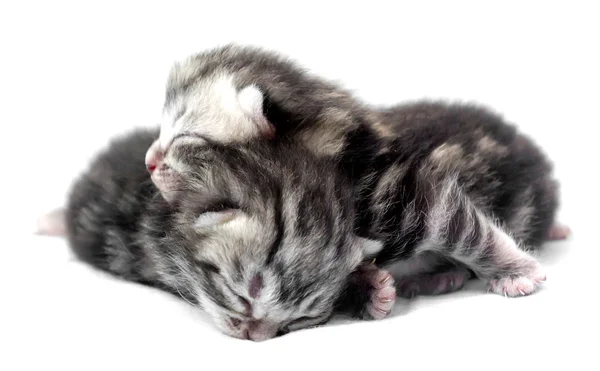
[151,44,567,300]
[63,128,393,341]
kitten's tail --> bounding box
[36,208,67,237]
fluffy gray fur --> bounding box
[60,45,564,341]
[65,128,392,341]
[154,44,562,299]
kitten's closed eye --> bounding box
[196,261,220,275]
[281,314,329,334]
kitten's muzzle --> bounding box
[231,318,278,342]
[145,139,163,174]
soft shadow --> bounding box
[535,239,572,265]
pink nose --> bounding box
[244,320,278,342]
[146,163,157,173]
[145,139,163,174]
[245,320,263,341]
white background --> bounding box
[1,1,598,370]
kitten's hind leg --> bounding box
[417,179,546,297]
[396,267,472,298]
[546,224,571,241]
[447,218,546,297]
[473,225,546,296]
[36,208,67,237]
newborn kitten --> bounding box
[63,128,392,341]
[150,44,567,299]
[145,44,384,184]
[356,101,561,297]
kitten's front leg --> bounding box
[418,179,546,297]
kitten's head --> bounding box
[153,45,287,158]
[145,44,366,172]
[145,79,274,177]
[150,137,380,341]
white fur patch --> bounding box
[237,85,264,117]
[358,237,384,257]
[160,74,271,150]
[194,210,239,229]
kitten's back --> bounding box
[65,128,159,273]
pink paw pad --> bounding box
[488,268,547,297]
[356,264,397,320]
[36,208,67,237]
[430,270,469,295]
[546,224,571,241]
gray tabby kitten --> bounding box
[61,128,394,341]
[149,44,568,299]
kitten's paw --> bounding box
[429,269,470,295]
[356,264,396,320]
[546,224,571,241]
[396,268,471,298]
[488,266,546,297]
[36,208,67,237]
[396,278,421,299]
[368,274,396,320]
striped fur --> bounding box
[64,45,563,340]
[66,128,379,341]
[156,45,560,298]
[360,102,558,289]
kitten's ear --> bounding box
[357,237,384,259]
[237,85,275,138]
